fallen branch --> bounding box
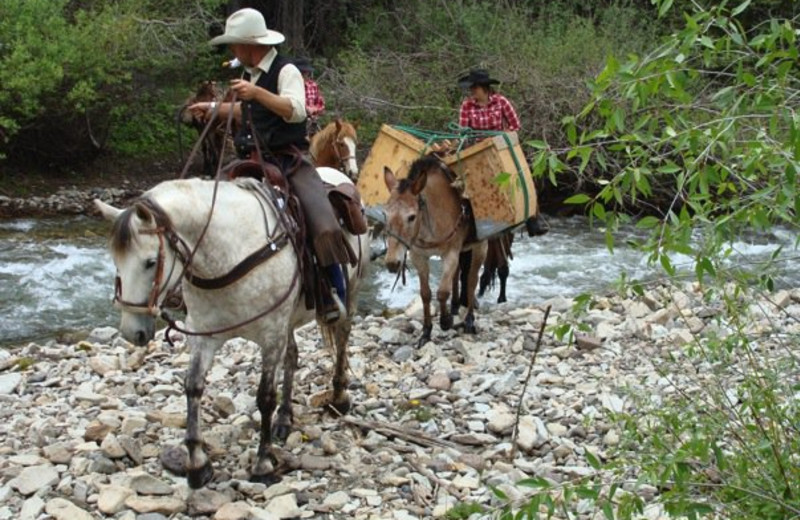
[341,416,463,451]
[510,305,551,460]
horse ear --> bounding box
[133,203,154,225]
[352,120,360,131]
[384,167,398,191]
[94,199,122,222]
[335,118,342,132]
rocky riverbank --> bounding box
[0,283,797,520]
[0,185,147,219]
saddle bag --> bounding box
[327,182,368,235]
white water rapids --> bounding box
[1,215,797,346]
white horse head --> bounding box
[95,199,184,346]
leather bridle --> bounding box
[113,224,185,316]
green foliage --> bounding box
[535,0,800,262]
[506,2,800,517]
[0,0,224,163]
[444,501,485,519]
[327,0,661,149]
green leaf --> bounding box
[731,0,751,17]
[660,254,676,276]
[493,172,512,186]
[565,194,591,205]
[658,0,674,18]
[585,450,601,469]
[516,477,552,489]
[636,216,661,229]
[491,485,508,500]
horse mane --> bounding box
[110,198,174,256]
[398,155,452,193]
[309,121,337,156]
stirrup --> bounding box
[322,291,346,324]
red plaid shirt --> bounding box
[304,78,325,117]
[458,93,520,132]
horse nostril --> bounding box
[386,261,399,273]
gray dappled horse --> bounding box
[95,170,369,487]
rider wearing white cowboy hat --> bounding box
[190,8,355,323]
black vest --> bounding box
[235,55,308,156]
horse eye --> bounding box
[145,258,157,269]
[407,215,416,223]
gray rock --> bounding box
[9,465,59,496]
[0,373,22,395]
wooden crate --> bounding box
[357,124,427,207]
[443,131,538,240]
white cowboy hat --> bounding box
[208,8,285,47]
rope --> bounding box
[390,124,532,218]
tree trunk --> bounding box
[277,0,305,55]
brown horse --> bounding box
[310,118,359,180]
[178,81,236,176]
[383,155,487,346]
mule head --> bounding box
[94,199,183,346]
[382,166,426,273]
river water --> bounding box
[2,215,798,347]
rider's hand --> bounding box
[230,79,256,101]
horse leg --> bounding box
[273,331,297,442]
[410,253,433,346]
[452,250,471,315]
[463,242,488,334]
[251,338,286,484]
[438,250,461,332]
[326,320,352,414]
[497,262,509,303]
[184,339,220,489]
[479,238,498,298]
[497,233,512,303]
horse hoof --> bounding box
[440,314,454,331]
[417,334,431,348]
[273,423,292,443]
[159,445,188,476]
[250,472,282,486]
[331,395,351,415]
[463,323,477,334]
[187,461,214,489]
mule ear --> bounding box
[94,199,122,222]
[410,171,427,195]
[384,166,398,191]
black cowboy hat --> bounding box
[293,57,314,73]
[458,68,500,89]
